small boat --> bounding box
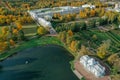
[25,61,29,64]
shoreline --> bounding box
[0,36,64,61]
[0,36,80,80]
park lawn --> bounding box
[22,23,37,28]
[79,29,120,52]
[0,36,64,61]
[22,23,37,36]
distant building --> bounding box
[82,4,95,9]
[80,55,105,77]
[115,3,120,9]
[38,18,52,27]
[100,0,107,2]
[28,6,84,34]
[114,3,120,12]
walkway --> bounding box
[73,70,83,79]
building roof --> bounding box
[80,55,105,77]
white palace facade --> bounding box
[80,55,106,77]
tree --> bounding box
[66,34,72,46]
[67,30,73,37]
[92,34,97,41]
[37,26,46,35]
[90,9,96,17]
[88,20,96,28]
[61,31,67,43]
[97,40,111,59]
[69,40,77,52]
[78,45,89,56]
[2,27,9,35]
[12,29,18,35]
[9,39,15,46]
[107,54,119,64]
[18,30,25,40]
[79,11,87,18]
[81,77,86,80]
[117,15,120,23]
[111,74,120,80]
[80,21,87,30]
[16,22,22,30]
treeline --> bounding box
[0,0,110,25]
[54,8,120,32]
[0,22,25,52]
[55,17,107,32]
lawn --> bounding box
[22,23,37,37]
[0,36,64,61]
[78,29,120,53]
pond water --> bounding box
[0,45,79,80]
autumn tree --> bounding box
[67,30,73,37]
[79,11,87,19]
[78,45,89,56]
[37,26,47,35]
[90,9,96,17]
[9,39,15,46]
[97,40,111,59]
[108,53,120,73]
[16,22,22,30]
[60,31,67,43]
[69,40,77,52]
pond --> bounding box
[0,45,79,80]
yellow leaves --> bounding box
[0,42,4,52]
[67,30,73,37]
[10,39,15,46]
[16,22,22,30]
[69,40,76,52]
[37,27,46,35]
[90,9,96,17]
[53,13,61,19]
[13,29,18,35]
[79,11,87,18]
[107,54,119,64]
[0,41,8,52]
[79,45,90,56]
[2,27,9,35]
[97,40,111,59]
[97,51,105,59]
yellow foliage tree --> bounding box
[2,27,9,35]
[13,29,18,35]
[10,39,15,46]
[78,45,90,56]
[97,40,111,59]
[90,9,96,17]
[67,30,73,37]
[16,22,22,30]
[37,27,46,35]
[70,40,76,52]
[0,42,4,52]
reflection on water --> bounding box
[0,46,79,80]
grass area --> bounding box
[22,24,37,37]
[78,29,120,53]
[22,24,37,28]
[0,36,64,61]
